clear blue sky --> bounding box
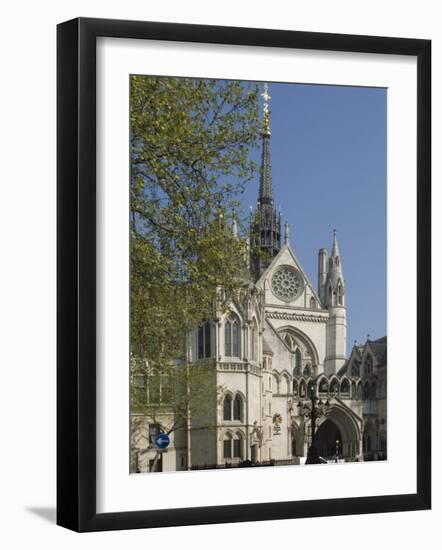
[241,82,387,351]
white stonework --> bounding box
[130,90,387,473]
[130,228,387,472]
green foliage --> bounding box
[130,76,260,433]
[131,359,219,434]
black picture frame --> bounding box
[57,17,431,532]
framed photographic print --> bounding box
[57,17,431,532]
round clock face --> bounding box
[271,265,304,302]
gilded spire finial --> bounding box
[261,83,271,135]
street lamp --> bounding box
[297,379,330,465]
[335,439,340,463]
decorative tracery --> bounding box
[224,312,241,358]
[271,266,303,302]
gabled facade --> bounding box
[130,85,386,473]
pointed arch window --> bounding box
[233,432,243,458]
[295,349,302,375]
[330,379,339,395]
[233,395,243,421]
[272,374,280,394]
[299,380,306,398]
[225,313,241,358]
[198,321,211,359]
[318,378,329,394]
[310,297,316,309]
[223,394,232,420]
[223,433,232,459]
[223,431,243,459]
[340,378,350,395]
[251,319,258,362]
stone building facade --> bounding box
[130,85,387,473]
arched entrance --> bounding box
[315,419,342,460]
[315,404,362,461]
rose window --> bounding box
[271,266,303,302]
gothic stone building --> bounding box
[130,87,387,473]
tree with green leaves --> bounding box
[130,76,260,450]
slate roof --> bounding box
[368,336,387,366]
[336,336,387,376]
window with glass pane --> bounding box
[204,322,211,358]
[224,320,231,356]
[233,438,242,458]
[223,395,232,420]
[225,313,241,357]
[233,395,242,420]
[232,319,240,357]
[198,322,211,359]
[198,325,204,359]
[223,438,232,459]
[295,349,302,374]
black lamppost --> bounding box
[298,379,330,465]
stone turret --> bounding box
[324,230,347,374]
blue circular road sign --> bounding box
[155,432,170,450]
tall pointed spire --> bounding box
[262,82,271,136]
[258,83,273,205]
[329,229,343,276]
[325,229,345,308]
[250,83,281,280]
[331,229,341,261]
